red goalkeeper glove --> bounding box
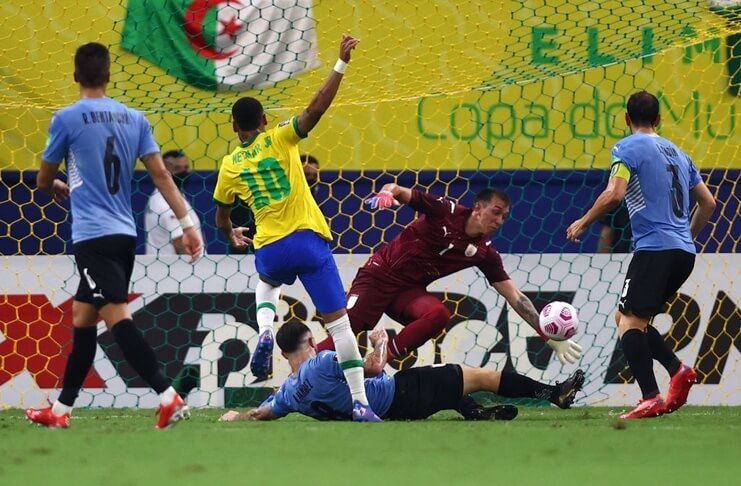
[364,190,398,210]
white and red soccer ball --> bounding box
[539,301,579,341]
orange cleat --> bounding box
[26,406,70,429]
[619,395,666,419]
[664,364,697,414]
[155,394,189,429]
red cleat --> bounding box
[26,406,70,429]
[619,395,666,419]
[155,394,189,429]
[664,364,697,414]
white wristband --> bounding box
[179,215,195,230]
[333,59,348,74]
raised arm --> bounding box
[142,153,203,261]
[364,328,389,377]
[295,34,359,136]
[493,279,582,365]
[567,175,627,243]
[689,181,717,239]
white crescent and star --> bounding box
[184,0,243,60]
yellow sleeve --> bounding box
[610,161,631,182]
[213,159,237,207]
[272,116,307,147]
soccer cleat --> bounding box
[25,406,70,429]
[664,364,697,414]
[551,368,586,409]
[463,404,519,421]
[155,394,190,429]
[351,400,382,422]
[250,330,274,382]
[619,395,666,419]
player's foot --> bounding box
[463,404,519,421]
[25,406,70,429]
[155,394,190,429]
[551,368,586,409]
[664,364,697,414]
[351,400,382,422]
[619,394,666,419]
[250,329,274,381]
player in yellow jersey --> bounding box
[213,35,379,422]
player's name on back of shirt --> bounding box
[81,110,134,125]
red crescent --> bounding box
[184,0,242,60]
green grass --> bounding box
[1,407,739,486]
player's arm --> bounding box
[364,328,389,377]
[171,236,187,255]
[38,113,70,201]
[215,205,252,250]
[219,405,278,422]
[689,181,717,239]
[36,161,69,202]
[493,279,582,365]
[566,163,629,243]
[295,34,359,136]
[142,153,203,261]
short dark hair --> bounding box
[301,154,319,167]
[232,97,264,131]
[276,322,312,354]
[475,187,510,206]
[74,43,110,88]
[627,91,660,127]
[163,149,185,160]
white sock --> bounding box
[159,386,178,406]
[256,280,280,336]
[52,400,72,416]
[326,314,369,405]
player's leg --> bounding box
[250,276,282,380]
[386,289,450,362]
[461,366,585,410]
[297,232,380,421]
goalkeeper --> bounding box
[219,322,585,422]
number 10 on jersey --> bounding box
[239,157,291,209]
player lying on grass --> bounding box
[219,322,585,422]
[313,185,582,367]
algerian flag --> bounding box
[121,0,320,91]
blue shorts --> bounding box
[255,230,346,314]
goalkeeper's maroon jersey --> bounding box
[361,190,510,287]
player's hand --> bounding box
[547,339,583,365]
[364,190,398,210]
[219,410,241,422]
[566,218,587,243]
[229,227,252,250]
[339,34,360,63]
[369,327,388,348]
[182,226,204,263]
[50,179,70,202]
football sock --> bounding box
[645,325,681,376]
[256,280,280,336]
[498,371,556,402]
[58,326,98,407]
[325,315,369,405]
[159,386,178,406]
[388,303,449,360]
[52,401,73,416]
[111,319,170,394]
[621,328,660,399]
[456,394,481,417]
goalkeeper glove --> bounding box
[364,190,397,210]
[547,339,583,365]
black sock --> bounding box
[499,371,556,402]
[58,327,98,406]
[456,394,480,417]
[621,329,659,399]
[645,325,681,376]
[111,319,169,394]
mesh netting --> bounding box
[1,0,739,409]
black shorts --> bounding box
[73,235,136,308]
[385,364,463,420]
[619,249,695,318]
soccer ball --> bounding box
[539,301,579,341]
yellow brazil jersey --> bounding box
[213,116,331,249]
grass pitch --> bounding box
[1,407,738,486]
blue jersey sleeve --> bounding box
[316,351,345,380]
[137,112,159,158]
[687,157,702,189]
[267,386,292,418]
[610,141,637,172]
[42,114,69,164]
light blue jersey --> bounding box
[610,133,702,253]
[267,351,395,420]
[42,97,159,243]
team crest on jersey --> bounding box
[465,244,478,257]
